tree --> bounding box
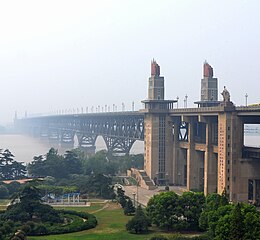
[179,192,205,230]
[243,210,260,240]
[116,187,127,208]
[5,182,61,223]
[11,161,27,179]
[124,198,135,215]
[27,155,46,177]
[0,149,27,180]
[147,191,180,230]
[229,203,244,240]
[126,205,150,233]
[199,193,229,231]
[64,150,83,175]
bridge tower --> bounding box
[195,61,220,107]
[142,60,176,185]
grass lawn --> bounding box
[25,201,201,240]
[28,202,154,240]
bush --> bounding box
[37,210,97,236]
[126,205,150,234]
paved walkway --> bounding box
[124,185,187,207]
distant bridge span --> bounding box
[16,111,144,154]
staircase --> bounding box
[128,168,157,190]
[139,170,156,189]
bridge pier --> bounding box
[187,119,200,190]
[203,118,218,195]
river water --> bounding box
[0,135,144,163]
[0,134,258,164]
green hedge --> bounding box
[28,210,97,236]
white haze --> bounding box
[0,0,260,125]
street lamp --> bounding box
[185,94,188,108]
[178,172,181,185]
[165,172,169,186]
[245,93,248,106]
[132,192,136,208]
[176,96,179,108]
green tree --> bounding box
[5,182,61,223]
[0,149,27,180]
[199,193,229,231]
[27,155,46,177]
[124,198,135,215]
[229,203,244,240]
[147,191,179,230]
[0,149,15,179]
[179,192,205,230]
[64,150,83,175]
[126,205,150,233]
[11,161,26,179]
[243,210,260,240]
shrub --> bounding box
[126,205,150,234]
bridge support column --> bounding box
[187,118,200,190]
[217,104,243,202]
[172,120,180,185]
[204,118,217,195]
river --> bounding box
[0,134,144,163]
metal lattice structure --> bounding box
[16,112,144,154]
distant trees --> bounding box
[0,149,27,180]
[28,148,83,179]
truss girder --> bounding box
[103,136,136,154]
[18,113,144,153]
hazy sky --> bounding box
[0,0,259,124]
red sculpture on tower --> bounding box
[151,59,160,77]
[203,61,213,78]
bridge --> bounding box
[16,112,144,154]
[16,60,260,205]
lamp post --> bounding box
[245,93,248,106]
[136,179,139,208]
[185,94,188,108]
[176,96,179,108]
[132,192,136,208]
[165,172,169,186]
[178,172,181,185]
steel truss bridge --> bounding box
[15,105,260,155]
[16,112,144,154]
